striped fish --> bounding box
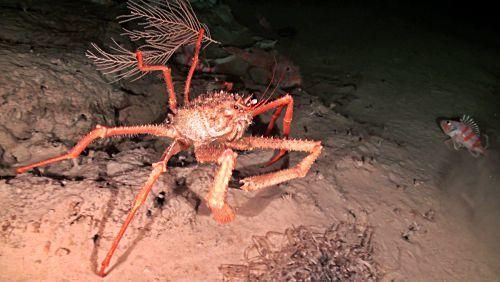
[439,115,487,157]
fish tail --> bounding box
[483,134,489,149]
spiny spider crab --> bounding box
[14,0,322,276]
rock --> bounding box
[55,247,70,256]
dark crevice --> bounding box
[167,151,197,167]
[30,169,85,186]
[0,175,15,181]
[103,144,120,157]
[92,233,99,245]
[173,177,201,212]
[119,86,148,97]
[113,106,121,126]
[229,169,243,189]
[154,191,166,208]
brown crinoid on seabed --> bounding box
[219,223,379,281]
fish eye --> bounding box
[233,105,240,110]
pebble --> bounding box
[55,247,70,256]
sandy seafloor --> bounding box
[0,0,499,280]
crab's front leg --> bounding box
[226,137,322,191]
[252,94,294,166]
[197,146,238,223]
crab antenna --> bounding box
[258,54,278,104]
[251,64,286,111]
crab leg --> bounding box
[265,106,284,135]
[194,146,237,223]
[226,136,322,191]
[198,148,237,223]
[136,51,178,113]
[99,141,184,277]
[184,28,205,105]
[252,94,294,165]
[15,125,175,174]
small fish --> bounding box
[439,115,488,157]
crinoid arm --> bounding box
[86,0,217,81]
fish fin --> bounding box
[469,150,480,158]
[444,138,453,149]
[452,139,463,150]
[460,114,480,135]
[444,138,460,150]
